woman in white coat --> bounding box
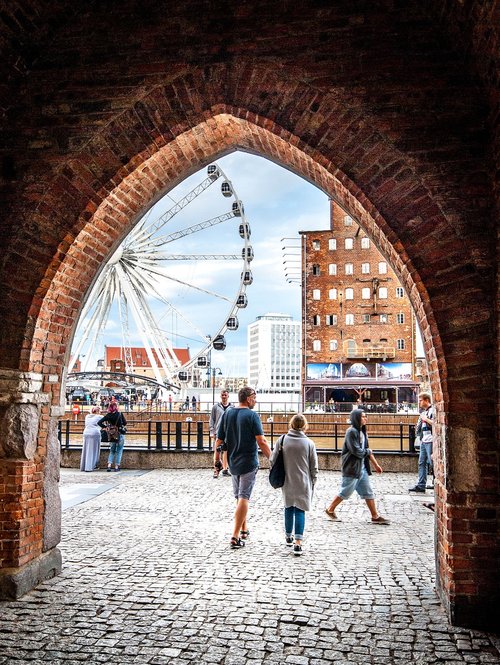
[80,406,101,472]
[271,413,318,556]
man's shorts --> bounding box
[231,468,258,500]
[339,467,374,500]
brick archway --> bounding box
[0,107,488,623]
[0,17,497,629]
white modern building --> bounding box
[248,313,301,392]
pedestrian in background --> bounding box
[325,409,389,525]
[80,406,101,472]
[211,389,233,477]
[271,413,318,556]
[98,402,127,472]
[408,392,434,493]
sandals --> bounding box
[230,536,245,549]
[240,529,250,540]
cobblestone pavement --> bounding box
[1,469,499,664]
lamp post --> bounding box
[211,366,223,405]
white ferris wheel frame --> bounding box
[68,163,252,388]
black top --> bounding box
[97,412,126,428]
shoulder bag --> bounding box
[269,435,286,489]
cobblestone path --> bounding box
[0,469,498,664]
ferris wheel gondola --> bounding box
[69,164,253,388]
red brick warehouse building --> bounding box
[301,201,418,412]
[0,1,497,632]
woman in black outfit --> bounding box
[97,401,127,472]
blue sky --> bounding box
[76,151,331,377]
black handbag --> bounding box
[269,435,286,489]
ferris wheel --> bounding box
[69,163,253,388]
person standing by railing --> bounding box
[80,406,102,472]
[408,391,434,494]
[98,402,127,472]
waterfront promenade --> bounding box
[1,468,498,664]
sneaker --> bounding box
[285,536,294,547]
[230,537,245,549]
[293,544,303,556]
[408,486,425,493]
[222,469,231,476]
[325,509,341,521]
[371,516,390,525]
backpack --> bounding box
[106,424,120,442]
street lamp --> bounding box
[211,366,223,405]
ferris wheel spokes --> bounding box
[115,262,181,379]
[68,276,116,374]
[153,253,239,261]
[142,211,237,250]
[133,262,234,303]
[127,170,223,249]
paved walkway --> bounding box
[1,468,499,664]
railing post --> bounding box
[147,420,152,449]
[175,422,182,449]
[155,421,163,450]
[57,420,62,446]
[408,423,416,453]
[334,422,338,451]
[187,420,192,450]
[197,421,204,450]
[167,420,171,450]
[65,419,70,449]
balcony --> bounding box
[345,345,395,360]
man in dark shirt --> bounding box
[216,386,271,549]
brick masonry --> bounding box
[0,1,498,631]
[302,200,415,366]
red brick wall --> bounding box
[303,201,415,367]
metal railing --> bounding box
[59,419,417,454]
